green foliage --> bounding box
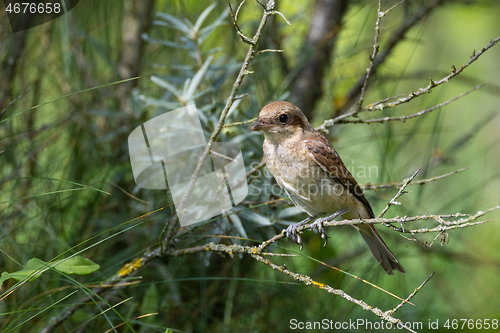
[0,256,99,287]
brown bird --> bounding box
[252,101,405,275]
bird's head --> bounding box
[252,101,312,141]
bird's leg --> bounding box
[310,208,349,247]
[285,208,348,249]
[285,215,316,250]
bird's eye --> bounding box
[279,114,288,123]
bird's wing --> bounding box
[280,179,319,217]
[303,132,375,218]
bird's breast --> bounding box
[262,139,359,216]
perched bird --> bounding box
[252,101,405,275]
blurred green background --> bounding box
[1,0,500,332]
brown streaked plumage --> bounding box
[252,101,405,275]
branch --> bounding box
[356,0,383,110]
[318,34,500,131]
[258,207,499,255]
[362,166,470,191]
[338,0,443,115]
[40,203,497,333]
[378,169,420,218]
[207,243,418,333]
[390,270,436,315]
[365,36,500,111]
[338,84,484,125]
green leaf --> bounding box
[53,256,100,275]
[156,13,192,35]
[198,9,229,44]
[0,256,100,288]
[0,258,47,287]
[140,284,159,324]
[151,76,182,99]
[228,213,248,239]
[238,210,272,226]
[142,33,189,49]
[184,55,213,101]
[193,3,217,34]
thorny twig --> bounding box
[389,270,436,315]
[336,0,443,116]
[378,169,420,218]
[356,0,383,110]
[318,35,500,131]
[337,84,484,125]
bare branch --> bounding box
[338,84,484,125]
[356,0,383,109]
[384,0,405,15]
[337,0,443,115]
[223,117,257,128]
[364,34,499,112]
[257,201,498,254]
[390,270,436,315]
[255,48,284,55]
[318,34,499,131]
[378,169,420,218]
[362,166,470,191]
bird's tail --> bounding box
[357,224,405,275]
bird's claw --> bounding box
[311,218,330,247]
[286,223,304,249]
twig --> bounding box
[362,166,470,191]
[338,84,484,124]
[258,206,498,254]
[223,117,257,128]
[390,270,436,315]
[384,0,405,15]
[318,34,500,131]
[356,0,383,110]
[378,169,420,218]
[246,159,266,178]
[365,36,500,111]
[0,90,30,116]
[335,0,443,117]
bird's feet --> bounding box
[311,208,349,246]
[285,209,349,249]
[310,217,329,246]
[285,216,315,251]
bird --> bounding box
[252,101,405,275]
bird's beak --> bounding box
[252,118,271,131]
